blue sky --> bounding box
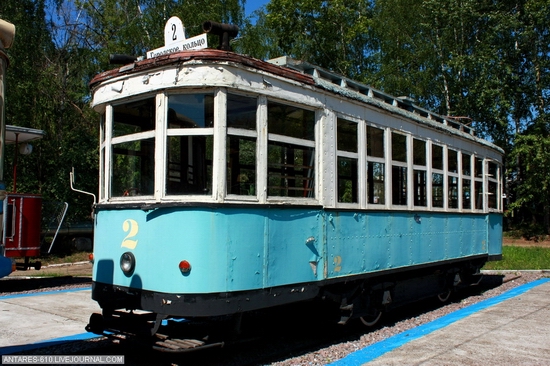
[244,0,270,16]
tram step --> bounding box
[153,334,224,353]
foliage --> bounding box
[1,0,550,238]
[239,0,377,80]
[73,0,245,71]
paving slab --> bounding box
[0,288,99,354]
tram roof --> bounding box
[90,49,503,155]
[5,125,45,144]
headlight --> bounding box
[120,252,136,276]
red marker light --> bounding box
[179,260,192,274]
[88,253,94,263]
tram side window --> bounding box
[166,94,214,195]
[432,144,444,208]
[367,126,385,204]
[227,94,257,196]
[337,118,358,203]
[111,98,155,197]
[267,102,315,198]
[448,149,459,209]
[391,132,407,206]
[413,139,427,207]
[474,157,484,209]
[462,153,472,209]
[488,161,499,209]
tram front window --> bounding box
[112,139,155,196]
[111,98,155,197]
[166,93,214,195]
[227,94,257,196]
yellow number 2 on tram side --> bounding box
[121,219,139,249]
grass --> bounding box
[483,246,550,270]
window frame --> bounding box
[336,115,360,207]
[366,123,387,208]
[265,98,317,202]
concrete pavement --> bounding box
[0,287,100,355]
[331,278,550,365]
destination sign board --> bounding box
[147,16,207,59]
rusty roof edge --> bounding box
[89,49,315,90]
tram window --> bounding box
[367,126,384,158]
[448,176,459,208]
[475,180,483,209]
[167,94,214,128]
[432,173,444,208]
[338,157,358,203]
[112,139,155,197]
[267,102,315,198]
[337,118,357,152]
[367,162,385,204]
[413,139,426,166]
[392,166,407,205]
[113,98,155,137]
[448,150,458,173]
[227,94,256,130]
[488,161,498,178]
[462,153,471,176]
[488,161,499,209]
[391,132,407,206]
[99,114,106,199]
[488,181,498,209]
[413,139,426,207]
[227,136,256,195]
[166,93,214,196]
[463,179,471,209]
[414,170,427,206]
[268,101,315,140]
[267,142,314,197]
[475,157,483,177]
[166,135,213,195]
[432,144,443,170]
[392,133,407,162]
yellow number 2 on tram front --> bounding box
[121,219,139,249]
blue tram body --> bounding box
[94,209,502,292]
[92,205,501,318]
[86,20,503,349]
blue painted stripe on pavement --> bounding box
[329,278,550,366]
[0,332,99,355]
[0,286,90,300]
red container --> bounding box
[4,193,42,258]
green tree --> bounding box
[255,0,376,80]
[73,0,245,71]
[0,0,98,225]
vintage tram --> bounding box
[86,20,503,351]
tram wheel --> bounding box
[437,288,452,303]
[34,262,41,271]
[360,308,382,327]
